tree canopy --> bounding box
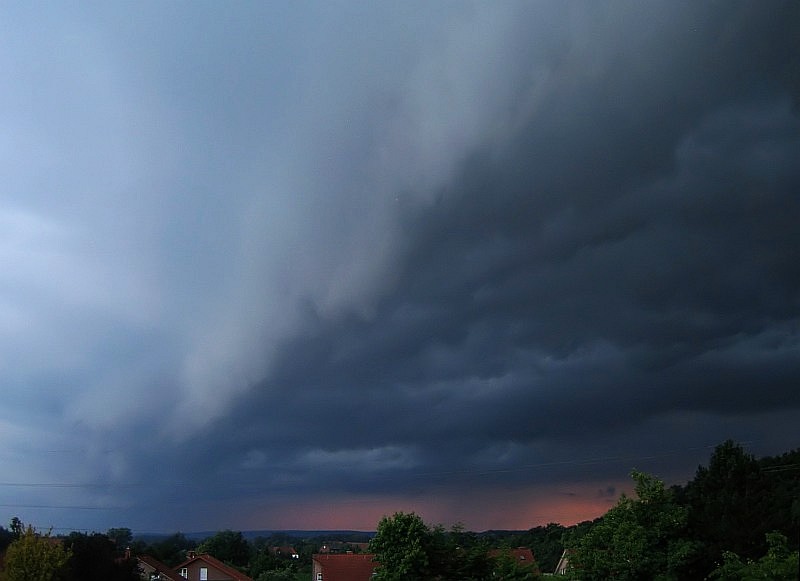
[569,470,697,580]
[0,524,71,581]
[197,529,251,567]
[370,512,432,580]
[369,511,539,580]
[709,531,799,581]
[60,531,139,581]
[565,441,800,579]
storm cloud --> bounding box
[1,1,798,532]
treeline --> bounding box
[2,440,797,580]
[142,529,318,580]
[484,440,800,579]
[0,522,139,581]
[478,523,575,573]
[0,524,323,581]
[369,512,543,579]
[565,440,800,579]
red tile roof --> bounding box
[313,553,377,581]
[137,555,184,581]
[268,546,298,557]
[174,553,253,581]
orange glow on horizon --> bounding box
[235,481,628,532]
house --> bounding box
[268,546,299,559]
[554,549,571,575]
[137,555,185,581]
[312,553,377,581]
[175,552,253,581]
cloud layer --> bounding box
[1,1,798,532]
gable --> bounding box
[312,553,377,581]
[174,553,253,581]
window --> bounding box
[316,573,323,581]
[200,567,208,580]
[180,568,188,579]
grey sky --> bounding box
[1,1,798,532]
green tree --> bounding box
[105,528,133,555]
[684,440,771,574]
[370,513,497,580]
[758,448,800,541]
[528,523,567,573]
[492,522,570,573]
[254,565,296,581]
[248,548,301,581]
[60,532,139,581]
[425,523,495,581]
[709,531,799,580]
[1,524,71,581]
[146,532,196,567]
[9,518,23,539]
[443,524,494,581]
[369,512,432,581]
[0,525,15,553]
[491,549,541,580]
[569,470,696,580]
[197,530,251,567]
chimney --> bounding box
[187,550,197,559]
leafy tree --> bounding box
[495,522,569,573]
[197,530,251,567]
[60,532,139,581]
[1,524,71,581]
[369,512,433,580]
[568,470,696,580]
[426,523,495,581]
[684,440,772,574]
[447,526,495,580]
[709,531,799,580]
[146,533,197,567]
[248,548,280,577]
[0,525,15,553]
[248,548,301,581]
[490,549,541,580]
[254,565,296,581]
[370,513,500,580]
[106,528,133,555]
[9,518,23,539]
[528,523,567,573]
[757,448,800,540]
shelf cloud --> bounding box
[1,1,798,532]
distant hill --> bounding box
[134,530,376,543]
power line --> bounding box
[761,464,800,474]
[0,503,123,510]
[0,482,117,488]
[0,443,725,490]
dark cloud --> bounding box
[597,487,616,499]
[207,0,800,509]
[2,1,799,532]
